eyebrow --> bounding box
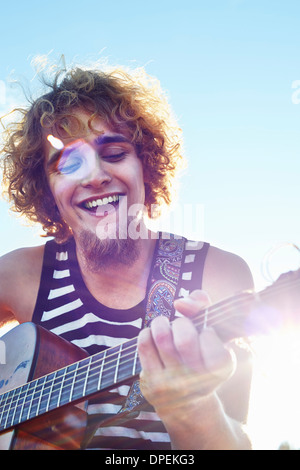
[94,134,132,146]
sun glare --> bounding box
[245,243,300,449]
[47,134,64,150]
[248,327,300,449]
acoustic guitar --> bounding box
[0,269,299,450]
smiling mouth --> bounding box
[80,194,123,214]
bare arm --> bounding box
[0,245,44,325]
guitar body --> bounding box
[0,323,88,450]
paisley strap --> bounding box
[119,233,186,414]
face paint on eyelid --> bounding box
[47,138,86,171]
[57,142,96,177]
[58,156,83,174]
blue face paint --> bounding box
[13,360,30,374]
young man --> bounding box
[0,66,254,449]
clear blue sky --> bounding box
[1,0,300,447]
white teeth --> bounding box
[84,194,120,209]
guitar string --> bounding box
[0,273,298,427]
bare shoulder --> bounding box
[202,245,254,303]
[0,244,45,323]
[0,245,45,277]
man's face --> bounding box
[44,109,146,247]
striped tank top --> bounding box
[32,233,209,449]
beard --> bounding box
[78,229,141,272]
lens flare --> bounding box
[47,134,64,150]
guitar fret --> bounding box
[23,381,39,423]
[9,389,19,428]
[84,354,100,396]
[45,371,57,412]
[116,340,137,384]
[71,357,91,401]
[113,344,122,384]
[56,368,67,407]
[3,388,16,429]
[0,391,8,423]
[48,369,67,411]
[23,382,35,422]
[0,392,5,408]
[34,372,54,415]
[132,343,139,376]
[82,354,105,398]
[82,356,92,397]
[100,345,123,391]
[17,383,30,424]
[0,390,13,430]
[33,376,48,418]
[0,391,11,429]
[10,385,26,427]
[60,362,82,406]
[69,362,79,402]
[97,350,106,390]
[0,391,6,416]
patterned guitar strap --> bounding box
[118,232,186,418]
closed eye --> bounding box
[101,151,127,162]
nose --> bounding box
[81,156,112,188]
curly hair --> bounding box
[0,65,185,242]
